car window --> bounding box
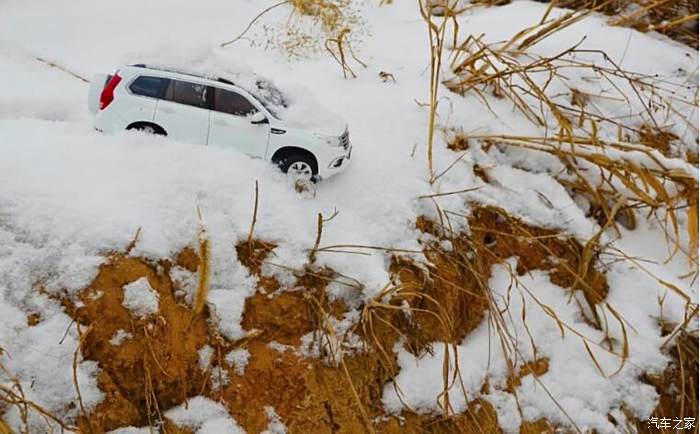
[213,88,258,117]
[129,76,169,98]
[164,80,210,109]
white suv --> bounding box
[88,64,352,181]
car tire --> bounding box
[275,153,318,182]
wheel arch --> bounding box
[271,146,319,173]
[126,121,167,136]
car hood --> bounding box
[275,104,347,137]
[236,78,347,137]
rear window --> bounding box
[164,80,210,109]
[213,88,258,117]
[129,76,169,98]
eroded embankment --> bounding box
[38,206,688,434]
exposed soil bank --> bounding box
[48,206,690,434]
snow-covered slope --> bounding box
[0,0,697,433]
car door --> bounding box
[154,79,211,145]
[207,87,270,158]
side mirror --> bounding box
[250,112,268,125]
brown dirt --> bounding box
[65,254,210,432]
[635,324,699,434]
[447,134,469,151]
[389,247,489,345]
[175,246,199,272]
[519,419,555,434]
[467,207,608,325]
[46,205,620,434]
[235,240,276,276]
[26,312,41,326]
[505,358,549,392]
[63,245,401,434]
[408,207,609,339]
[378,400,501,434]
[241,289,317,346]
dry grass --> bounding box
[421,0,455,179]
[0,355,76,433]
[637,318,699,434]
[192,211,210,316]
[571,0,698,48]
[443,4,699,266]
[2,2,696,433]
[290,0,367,76]
[291,0,347,31]
[267,0,366,69]
[220,0,366,74]
[394,204,696,431]
[424,4,699,430]
[466,0,698,48]
[338,205,630,430]
[466,134,698,264]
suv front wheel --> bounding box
[275,153,318,182]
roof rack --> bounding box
[128,64,235,86]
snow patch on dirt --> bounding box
[122,277,159,318]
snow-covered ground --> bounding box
[0,0,697,433]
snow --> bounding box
[198,345,215,370]
[210,367,230,392]
[170,265,197,304]
[122,277,160,319]
[0,307,103,432]
[165,396,245,434]
[109,329,133,346]
[107,428,154,434]
[383,260,664,433]
[0,0,696,431]
[261,406,288,434]
[207,287,257,341]
[225,348,251,376]
[298,310,364,365]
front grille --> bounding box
[340,130,350,149]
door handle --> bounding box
[160,107,175,114]
[213,119,229,126]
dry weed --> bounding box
[267,0,366,65]
[469,0,698,47]
[0,357,75,433]
[192,210,210,316]
[636,317,699,434]
[443,6,698,265]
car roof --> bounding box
[127,64,235,86]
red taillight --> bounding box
[99,74,122,110]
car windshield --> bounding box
[248,79,287,119]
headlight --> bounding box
[316,133,343,147]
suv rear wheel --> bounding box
[127,123,166,135]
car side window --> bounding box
[213,88,258,117]
[129,76,169,98]
[164,80,210,109]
